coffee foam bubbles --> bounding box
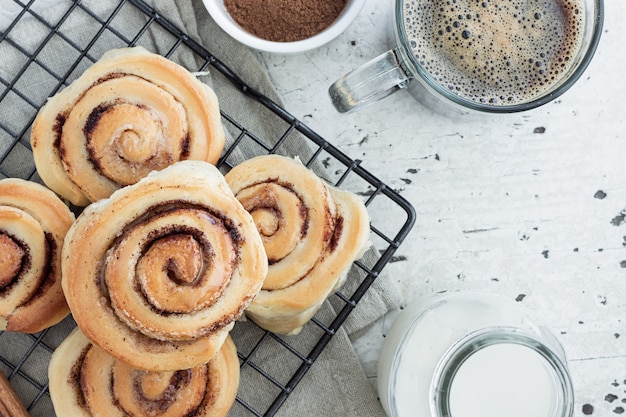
[404,0,585,105]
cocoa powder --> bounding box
[224,0,347,43]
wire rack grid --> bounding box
[0,0,416,416]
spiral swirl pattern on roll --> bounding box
[62,160,267,370]
[31,46,226,206]
[49,328,239,417]
[0,178,75,333]
[225,155,370,335]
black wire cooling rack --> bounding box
[0,1,416,416]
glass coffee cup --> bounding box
[329,0,604,114]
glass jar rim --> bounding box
[431,327,575,417]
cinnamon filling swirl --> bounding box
[50,328,239,417]
[102,208,238,341]
[31,47,226,206]
[0,233,28,291]
[0,179,74,333]
[225,155,370,335]
[62,160,267,371]
[228,166,337,292]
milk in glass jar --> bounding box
[377,292,574,417]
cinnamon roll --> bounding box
[49,328,239,417]
[31,46,226,206]
[62,160,267,371]
[225,155,370,335]
[0,178,75,333]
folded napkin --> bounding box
[0,1,403,415]
[0,0,60,30]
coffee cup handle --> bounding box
[328,48,411,113]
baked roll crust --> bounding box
[225,155,370,335]
[49,328,239,417]
[0,178,74,333]
[62,160,267,371]
[31,46,226,206]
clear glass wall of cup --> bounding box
[377,292,574,417]
[329,0,604,115]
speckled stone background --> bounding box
[255,0,626,415]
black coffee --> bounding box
[403,0,585,105]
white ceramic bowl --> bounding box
[202,0,367,54]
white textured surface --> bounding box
[256,0,626,415]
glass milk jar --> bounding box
[377,292,574,417]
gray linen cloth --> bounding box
[0,1,403,416]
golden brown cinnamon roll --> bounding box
[49,328,239,417]
[62,160,267,371]
[31,46,225,206]
[0,178,75,333]
[225,155,370,335]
